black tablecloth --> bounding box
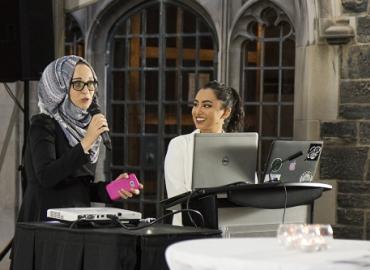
[12,222,221,270]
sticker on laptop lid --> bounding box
[270,158,283,172]
[306,144,322,161]
[299,171,313,182]
[288,160,296,171]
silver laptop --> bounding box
[263,140,323,183]
[192,133,258,189]
[47,207,142,222]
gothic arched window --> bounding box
[107,0,218,217]
[236,2,295,177]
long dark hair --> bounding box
[200,80,244,132]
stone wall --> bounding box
[0,82,23,270]
[320,0,370,239]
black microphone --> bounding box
[88,104,112,151]
[282,151,303,162]
[268,151,303,182]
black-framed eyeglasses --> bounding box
[71,80,98,91]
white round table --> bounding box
[166,237,370,270]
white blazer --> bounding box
[164,130,199,225]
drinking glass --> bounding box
[298,224,333,252]
[277,224,333,252]
[277,224,304,249]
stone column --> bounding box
[53,0,65,58]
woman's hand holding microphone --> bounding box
[81,113,109,153]
[81,114,144,200]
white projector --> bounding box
[47,207,142,222]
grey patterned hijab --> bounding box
[37,55,101,163]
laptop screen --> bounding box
[192,132,258,190]
[262,140,323,183]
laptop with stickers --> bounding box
[262,140,323,183]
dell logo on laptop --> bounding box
[222,156,230,166]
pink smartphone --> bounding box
[106,173,140,201]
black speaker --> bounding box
[0,1,20,82]
[0,0,54,82]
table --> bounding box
[162,182,332,229]
[165,237,370,270]
[226,182,332,208]
[11,222,221,270]
[162,183,332,209]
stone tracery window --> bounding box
[107,0,218,217]
[236,2,295,177]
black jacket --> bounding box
[17,114,111,222]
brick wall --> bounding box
[320,0,370,239]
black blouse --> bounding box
[17,114,111,222]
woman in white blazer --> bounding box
[164,81,244,225]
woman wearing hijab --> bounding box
[17,55,142,222]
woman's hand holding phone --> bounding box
[106,173,144,200]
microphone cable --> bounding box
[265,150,303,223]
[184,182,249,228]
[67,191,207,230]
[68,218,118,229]
[281,182,288,224]
[185,190,204,228]
[106,208,205,230]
